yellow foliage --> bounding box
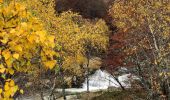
[20,89,24,94]
[1,80,19,99]
[2,50,11,60]
[26,0,109,77]
[110,0,170,37]
[0,89,2,94]
[44,60,56,69]
[0,0,3,3]
[14,45,23,52]
[13,53,19,59]
[55,12,109,75]
[0,68,5,73]
[0,0,58,99]
[9,80,15,87]
[8,68,14,75]
[0,64,6,73]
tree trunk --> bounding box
[113,76,125,90]
[86,54,90,92]
[59,60,66,100]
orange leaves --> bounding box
[0,0,3,3]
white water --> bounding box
[82,69,131,90]
[18,69,136,100]
[56,69,134,93]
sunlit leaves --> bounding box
[54,11,109,76]
[20,89,24,94]
[27,0,109,77]
[0,0,3,3]
[13,53,19,59]
[0,64,5,73]
[0,0,58,99]
[2,50,11,60]
[44,60,56,69]
[8,68,14,75]
[27,34,37,43]
[1,79,19,99]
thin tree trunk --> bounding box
[37,47,44,100]
[135,52,150,91]
[86,54,90,92]
[113,76,125,90]
[59,60,66,100]
[49,76,57,99]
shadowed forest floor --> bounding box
[18,88,146,100]
[78,89,146,100]
[91,90,146,100]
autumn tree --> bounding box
[27,0,109,83]
[110,0,170,99]
[55,12,109,92]
[0,0,58,99]
[25,1,109,96]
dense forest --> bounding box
[0,0,170,100]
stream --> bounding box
[17,69,137,100]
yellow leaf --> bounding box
[3,91,10,98]
[27,35,36,43]
[8,68,14,75]
[6,59,12,67]
[9,80,15,87]
[2,50,11,60]
[0,68,6,73]
[13,53,19,59]
[15,45,22,52]
[1,37,8,44]
[0,64,4,68]
[0,88,2,94]
[4,84,9,91]
[37,31,46,42]
[13,86,18,93]
[16,3,26,11]
[48,35,55,43]
[21,22,27,28]
[20,89,24,94]
[10,29,16,34]
[44,60,56,69]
